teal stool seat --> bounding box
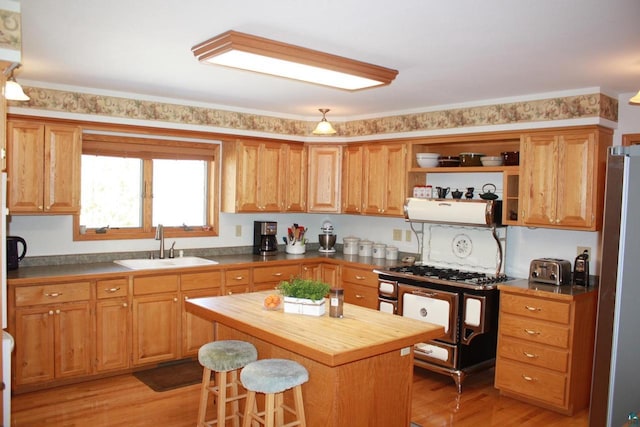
[197,340,258,427]
[240,359,308,427]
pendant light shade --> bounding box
[312,109,337,135]
[4,63,29,101]
[630,90,640,104]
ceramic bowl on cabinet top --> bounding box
[416,153,440,168]
[480,156,503,166]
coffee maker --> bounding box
[254,221,278,256]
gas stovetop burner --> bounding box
[386,265,512,288]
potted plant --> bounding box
[278,277,331,316]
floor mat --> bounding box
[133,359,203,392]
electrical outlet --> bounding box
[235,225,242,237]
[405,230,412,242]
[577,246,591,258]
[393,229,402,241]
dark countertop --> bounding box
[499,277,599,299]
[7,251,403,284]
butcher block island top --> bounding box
[187,291,444,427]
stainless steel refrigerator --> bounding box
[590,145,640,426]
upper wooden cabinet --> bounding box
[519,126,612,230]
[7,120,82,214]
[221,138,306,213]
[307,144,341,213]
[362,143,407,216]
[341,144,363,214]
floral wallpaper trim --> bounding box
[0,8,21,51]
[15,87,618,137]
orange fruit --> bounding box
[263,294,281,309]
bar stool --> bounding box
[197,340,258,427]
[240,358,308,427]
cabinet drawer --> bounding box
[96,278,129,299]
[225,284,249,295]
[496,358,567,408]
[133,275,179,295]
[225,269,250,286]
[344,282,378,309]
[181,271,222,291]
[501,292,571,324]
[498,336,569,372]
[253,264,299,283]
[15,282,91,306]
[341,267,377,285]
[499,313,570,348]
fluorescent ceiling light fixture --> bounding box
[3,63,29,101]
[630,90,640,104]
[312,109,336,135]
[192,31,398,91]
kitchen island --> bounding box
[187,291,444,427]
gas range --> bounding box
[378,264,513,290]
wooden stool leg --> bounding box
[197,368,212,427]
[264,393,276,427]
[216,370,229,427]
[242,390,256,427]
[229,370,239,427]
[293,385,306,427]
[274,393,284,426]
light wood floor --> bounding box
[10,366,588,426]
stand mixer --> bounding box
[318,221,337,253]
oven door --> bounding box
[398,283,458,344]
[378,297,397,314]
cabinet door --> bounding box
[182,289,218,357]
[95,298,130,372]
[555,132,596,228]
[44,124,82,213]
[132,293,179,365]
[7,121,45,212]
[384,144,407,216]
[520,134,558,226]
[259,142,284,211]
[301,263,322,280]
[236,141,261,211]
[55,302,92,379]
[362,144,386,214]
[14,306,56,385]
[341,144,363,214]
[308,145,341,212]
[321,264,339,287]
[283,143,307,212]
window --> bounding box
[75,132,219,240]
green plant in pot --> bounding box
[278,277,331,301]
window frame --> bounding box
[74,132,220,241]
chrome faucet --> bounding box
[155,224,165,259]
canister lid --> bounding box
[343,236,360,243]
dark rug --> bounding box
[133,359,203,392]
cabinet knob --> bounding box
[122,303,128,308]
[48,310,54,316]
[173,297,178,302]
[184,296,189,301]
[55,309,60,315]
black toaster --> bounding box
[529,258,572,286]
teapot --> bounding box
[465,187,474,199]
[479,183,499,200]
[435,186,450,199]
[451,189,463,199]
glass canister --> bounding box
[358,240,373,257]
[329,288,344,318]
[372,243,387,259]
[342,236,360,255]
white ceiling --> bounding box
[17,0,640,120]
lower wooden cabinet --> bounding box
[13,282,92,386]
[495,286,597,415]
[180,271,222,357]
[253,263,300,292]
[341,265,378,309]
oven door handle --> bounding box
[411,289,438,298]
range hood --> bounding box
[404,198,502,226]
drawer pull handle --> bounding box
[524,329,540,335]
[355,294,363,299]
[45,292,62,298]
[355,275,366,280]
[521,374,537,382]
[272,273,283,277]
[524,305,541,312]
[523,351,538,359]
[234,276,244,281]
[105,287,121,293]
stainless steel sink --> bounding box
[114,256,218,270]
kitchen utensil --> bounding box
[479,183,498,200]
[529,258,572,286]
[501,151,520,166]
[6,236,27,270]
[436,186,450,199]
[451,189,463,199]
[459,152,485,167]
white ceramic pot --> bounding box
[343,237,360,255]
[358,240,373,257]
[373,243,387,259]
[385,246,399,260]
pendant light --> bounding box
[312,109,337,135]
[4,63,29,101]
[630,90,640,104]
